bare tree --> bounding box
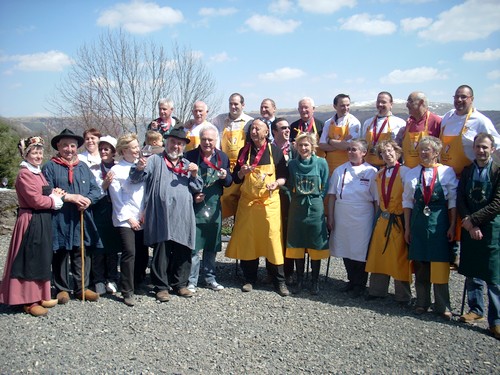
[48,30,219,137]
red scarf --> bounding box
[237,141,267,167]
[51,156,80,184]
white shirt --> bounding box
[328,161,378,202]
[79,150,101,181]
[108,159,145,228]
[402,164,458,210]
[361,114,407,142]
[440,108,500,162]
[319,113,361,144]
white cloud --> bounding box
[258,67,305,81]
[463,48,500,61]
[209,52,234,63]
[269,0,293,13]
[298,0,356,14]
[199,7,237,17]
[245,15,301,34]
[97,1,183,34]
[0,50,73,71]
[339,14,397,35]
[380,67,447,84]
[487,70,500,80]
[400,17,432,32]
[418,0,500,42]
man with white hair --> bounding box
[185,124,232,292]
[184,100,216,152]
[131,128,203,302]
[150,98,178,137]
[290,97,325,158]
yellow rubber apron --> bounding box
[365,116,393,167]
[220,126,246,218]
[225,150,283,264]
[325,120,349,174]
[402,112,429,168]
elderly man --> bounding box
[150,98,178,137]
[212,93,254,218]
[395,92,442,168]
[226,119,290,296]
[319,94,362,175]
[361,91,406,168]
[290,97,324,156]
[131,128,203,301]
[184,101,216,152]
[457,133,500,339]
[185,124,232,292]
[42,129,102,303]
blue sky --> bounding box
[0,0,499,118]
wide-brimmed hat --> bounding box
[99,135,117,151]
[163,127,190,144]
[51,128,84,150]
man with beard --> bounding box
[131,128,203,301]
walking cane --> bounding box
[80,210,85,302]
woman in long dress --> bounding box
[365,140,412,303]
[286,132,329,295]
[0,136,64,316]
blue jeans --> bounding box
[466,277,500,327]
[188,250,217,286]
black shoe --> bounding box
[365,294,384,301]
[275,282,290,297]
[339,283,354,293]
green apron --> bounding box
[193,163,223,254]
[286,156,329,251]
[409,174,452,262]
[459,163,500,284]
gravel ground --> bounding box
[0,233,498,374]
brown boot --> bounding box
[57,291,70,305]
[76,289,99,302]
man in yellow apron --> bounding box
[226,119,290,297]
[396,91,441,168]
[290,97,325,158]
[212,93,254,218]
[319,93,361,175]
[361,91,406,168]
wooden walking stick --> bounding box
[80,210,85,302]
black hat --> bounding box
[163,126,191,144]
[51,128,85,150]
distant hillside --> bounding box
[4,101,500,135]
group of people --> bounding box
[0,85,498,341]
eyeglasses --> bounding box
[453,95,471,100]
[346,147,360,152]
[99,147,112,152]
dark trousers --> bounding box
[91,253,119,284]
[343,258,368,287]
[52,247,91,294]
[242,259,285,285]
[151,240,191,291]
[117,227,149,297]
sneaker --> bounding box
[459,311,485,323]
[207,281,224,291]
[187,284,197,293]
[106,282,118,294]
[95,282,106,296]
